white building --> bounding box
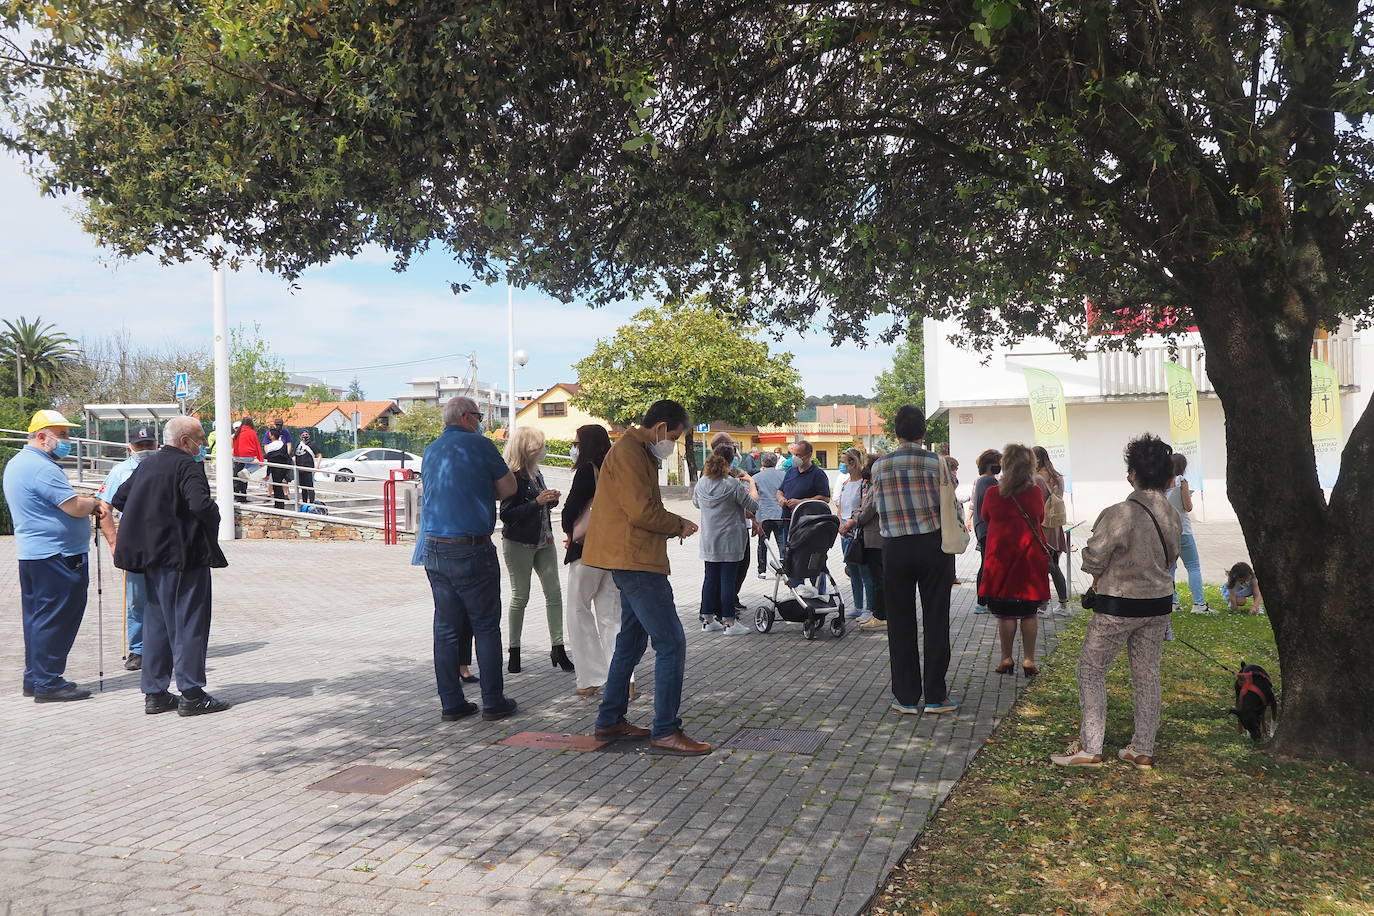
[394,376,511,425]
[925,318,1369,524]
[285,374,345,399]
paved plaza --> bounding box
[0,507,1243,915]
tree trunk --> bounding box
[1193,283,1374,771]
[684,430,700,484]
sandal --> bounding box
[994,659,1015,675]
[1022,662,1039,678]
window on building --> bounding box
[540,401,567,418]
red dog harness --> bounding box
[1237,669,1272,705]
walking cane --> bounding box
[92,517,105,692]
[121,571,128,661]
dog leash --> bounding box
[1173,637,1238,677]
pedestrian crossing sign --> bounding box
[174,372,189,399]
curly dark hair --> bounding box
[1125,433,1175,491]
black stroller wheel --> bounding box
[754,605,775,634]
[830,617,846,639]
[802,619,818,640]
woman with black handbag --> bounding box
[1051,434,1181,771]
[979,444,1049,678]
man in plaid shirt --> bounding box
[871,405,957,716]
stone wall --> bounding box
[234,508,414,543]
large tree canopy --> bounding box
[4,1,1374,766]
[572,299,805,480]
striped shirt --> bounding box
[871,444,943,537]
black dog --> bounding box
[1230,662,1278,741]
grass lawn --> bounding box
[869,587,1374,915]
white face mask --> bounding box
[569,446,580,464]
[650,428,677,459]
[133,449,153,463]
[537,446,548,463]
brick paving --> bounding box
[0,500,1085,916]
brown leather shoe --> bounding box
[649,730,712,756]
[594,720,650,742]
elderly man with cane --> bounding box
[112,416,230,716]
[3,410,107,702]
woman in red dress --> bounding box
[980,443,1050,677]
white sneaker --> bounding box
[757,572,768,580]
[1050,741,1104,768]
[701,620,725,632]
[722,621,752,635]
[1191,603,1217,615]
[1055,600,1073,616]
[1036,605,1052,619]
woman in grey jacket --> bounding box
[693,444,759,635]
[1052,434,1181,771]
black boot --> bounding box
[551,645,574,672]
[507,648,521,673]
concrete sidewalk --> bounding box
[0,523,1072,916]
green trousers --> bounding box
[503,540,565,647]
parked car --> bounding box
[317,448,422,482]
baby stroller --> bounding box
[754,500,847,640]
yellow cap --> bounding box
[27,409,80,433]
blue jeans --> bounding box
[841,537,872,609]
[596,570,687,739]
[423,539,507,711]
[700,561,738,623]
[126,571,146,655]
[19,554,89,694]
[1173,532,1204,606]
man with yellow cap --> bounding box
[2,410,107,702]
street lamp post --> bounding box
[506,282,530,432]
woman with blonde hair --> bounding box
[499,426,571,674]
[980,443,1049,677]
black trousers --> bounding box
[883,532,954,707]
[141,566,213,696]
[232,461,249,502]
[863,547,886,619]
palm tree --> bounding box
[0,317,79,396]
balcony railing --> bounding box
[1097,326,1357,397]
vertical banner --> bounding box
[1164,361,1204,489]
[1311,358,1343,488]
[1023,368,1073,492]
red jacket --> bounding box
[233,425,265,461]
[980,485,1050,603]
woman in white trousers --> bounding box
[560,425,626,697]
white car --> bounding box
[317,448,422,482]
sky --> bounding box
[0,152,897,404]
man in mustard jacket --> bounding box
[584,399,708,755]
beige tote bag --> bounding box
[938,456,970,555]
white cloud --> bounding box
[0,153,894,400]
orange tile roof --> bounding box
[265,400,399,429]
[815,404,885,436]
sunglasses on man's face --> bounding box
[466,411,483,421]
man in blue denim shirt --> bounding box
[412,397,519,722]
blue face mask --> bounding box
[838,462,847,475]
[51,438,73,459]
[193,445,208,462]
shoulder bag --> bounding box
[938,455,971,555]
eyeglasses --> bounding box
[465,411,483,421]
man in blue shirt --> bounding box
[3,410,108,702]
[777,440,832,589]
[96,426,158,671]
[412,397,519,722]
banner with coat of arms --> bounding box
[1163,361,1204,490]
[1311,358,1343,488]
[1022,368,1073,493]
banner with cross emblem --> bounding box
[1310,358,1343,488]
[1022,367,1073,493]
[1164,361,1204,490]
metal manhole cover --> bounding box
[307,765,427,795]
[498,731,609,751]
[721,728,828,754]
